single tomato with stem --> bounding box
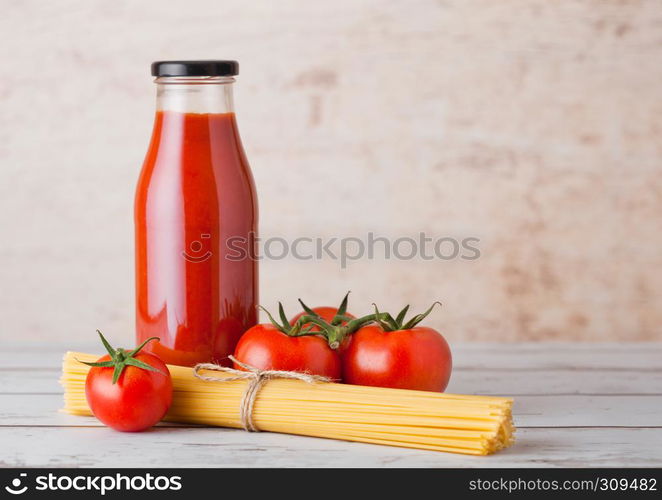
[79,331,173,432]
[342,303,452,391]
[305,302,452,392]
[233,303,343,379]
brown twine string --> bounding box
[192,355,332,432]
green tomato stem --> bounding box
[77,331,164,384]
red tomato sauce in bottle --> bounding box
[135,61,258,366]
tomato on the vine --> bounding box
[235,296,453,392]
[81,331,173,432]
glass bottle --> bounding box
[135,60,258,366]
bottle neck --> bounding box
[155,76,235,114]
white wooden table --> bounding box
[2,342,661,468]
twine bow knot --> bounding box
[193,356,331,432]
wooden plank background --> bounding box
[2,342,660,467]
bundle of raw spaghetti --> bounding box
[61,352,514,455]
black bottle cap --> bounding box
[151,60,239,77]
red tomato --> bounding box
[342,324,452,392]
[234,324,341,379]
[85,351,172,432]
[290,306,355,332]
